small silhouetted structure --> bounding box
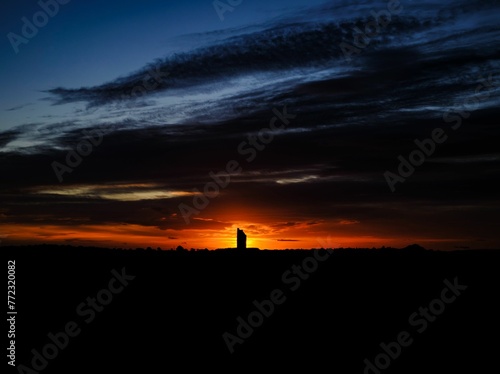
[216,229,258,251]
[237,228,247,250]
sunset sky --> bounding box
[1,0,499,250]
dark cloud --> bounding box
[43,3,463,107]
[0,130,22,148]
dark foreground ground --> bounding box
[2,245,499,373]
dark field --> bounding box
[3,246,499,373]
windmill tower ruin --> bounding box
[237,228,247,250]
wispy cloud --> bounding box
[5,103,32,112]
[31,184,198,202]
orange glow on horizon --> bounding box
[0,220,476,251]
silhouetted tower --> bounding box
[237,228,247,250]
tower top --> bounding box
[237,228,247,250]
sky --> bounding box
[0,0,499,250]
